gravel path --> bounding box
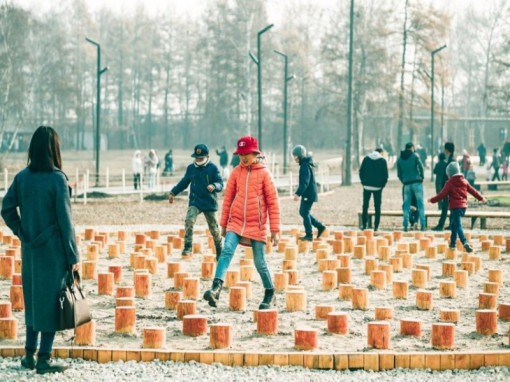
[1,357,509,381]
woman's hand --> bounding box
[72,263,80,272]
[221,227,227,237]
[271,231,280,246]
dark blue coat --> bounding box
[295,156,318,202]
[1,168,79,332]
[170,161,223,211]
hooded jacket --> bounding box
[170,160,223,211]
[397,150,424,185]
[359,151,388,190]
[295,156,318,202]
[430,174,484,209]
[220,160,280,243]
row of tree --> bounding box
[1,0,509,170]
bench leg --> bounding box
[358,213,363,229]
[470,217,477,230]
[481,218,487,230]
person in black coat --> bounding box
[433,152,447,210]
[433,142,455,230]
[1,126,78,374]
[359,148,389,231]
[292,145,326,241]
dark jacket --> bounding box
[1,168,79,332]
[433,159,447,189]
[295,156,318,202]
[216,148,228,167]
[430,174,484,209]
[170,160,223,211]
[397,150,424,185]
[359,151,388,189]
[442,154,455,186]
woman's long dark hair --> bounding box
[27,126,62,172]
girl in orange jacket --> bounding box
[204,136,280,309]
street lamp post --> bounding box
[274,50,294,174]
[249,24,274,151]
[86,37,108,187]
[430,44,446,181]
[344,0,355,186]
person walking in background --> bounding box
[145,149,158,188]
[429,162,486,252]
[359,147,388,232]
[432,142,455,231]
[163,149,173,176]
[132,150,142,190]
[477,143,486,166]
[397,142,426,231]
[292,144,327,240]
[216,146,229,180]
[204,136,280,310]
[230,153,240,168]
[1,126,79,374]
[433,152,447,210]
[502,160,508,181]
[491,148,501,181]
[466,164,477,187]
[168,144,223,258]
[461,150,471,176]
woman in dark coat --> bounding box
[1,126,79,374]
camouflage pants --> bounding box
[184,206,222,249]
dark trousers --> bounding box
[299,200,323,236]
[362,189,382,230]
[133,173,141,190]
[492,168,500,181]
[437,195,450,228]
[25,326,55,355]
[450,208,467,248]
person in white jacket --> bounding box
[132,150,143,190]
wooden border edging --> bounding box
[1,347,510,370]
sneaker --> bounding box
[317,225,326,239]
[182,247,192,257]
[464,243,473,253]
[299,235,313,241]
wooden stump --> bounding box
[488,246,501,260]
[115,307,136,333]
[378,264,393,284]
[116,286,134,298]
[173,272,191,289]
[389,257,403,272]
[416,290,433,310]
[143,327,166,348]
[479,293,497,309]
[155,246,167,263]
[322,270,337,291]
[144,257,158,275]
[210,323,232,349]
[426,246,437,259]
[439,281,456,298]
[493,234,504,245]
[353,245,366,259]
[0,302,12,318]
[327,312,348,334]
[167,262,181,278]
[165,291,182,310]
[84,228,95,240]
[235,281,252,299]
[0,256,14,279]
[431,323,455,349]
[336,267,351,284]
[338,284,353,301]
[337,254,350,268]
[352,288,369,310]
[229,287,246,311]
[11,273,21,286]
[445,247,457,260]
[370,270,386,290]
[134,272,151,298]
[82,260,97,280]
[294,328,318,350]
[460,261,475,275]
[453,270,468,288]
[476,309,498,335]
[481,240,492,251]
[402,253,413,269]
[484,282,499,296]
[225,270,240,288]
[192,242,204,254]
[98,272,114,295]
[442,261,456,277]
[488,269,503,285]
[9,285,23,311]
[364,258,379,275]
[332,240,343,254]
[393,231,403,241]
[86,244,99,261]
[285,269,299,285]
[285,246,298,261]
[412,269,427,288]
[467,255,482,271]
[274,272,289,292]
[173,237,183,250]
[75,320,96,345]
[377,245,390,261]
[0,318,17,340]
[315,304,334,320]
[183,277,200,300]
[182,315,208,337]
[400,319,421,337]
[393,281,408,299]
[200,262,215,280]
[240,265,254,281]
[135,233,146,245]
[177,300,197,320]
[409,242,418,254]
[375,306,393,320]
[286,290,307,312]
[257,309,278,335]
[116,298,134,307]
[440,309,460,323]
[367,321,390,349]
[498,303,510,321]
[108,243,120,259]
[108,265,123,284]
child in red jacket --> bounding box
[428,162,486,252]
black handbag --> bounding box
[58,269,92,330]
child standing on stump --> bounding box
[168,144,223,258]
[204,136,280,310]
[292,145,326,240]
[428,162,486,252]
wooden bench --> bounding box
[358,210,510,230]
[475,180,510,191]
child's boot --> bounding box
[258,288,275,310]
[203,278,223,307]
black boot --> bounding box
[203,278,223,307]
[21,349,36,370]
[317,225,326,239]
[214,243,222,261]
[36,353,68,374]
[182,244,192,257]
[258,288,275,310]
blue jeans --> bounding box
[402,183,425,230]
[299,200,323,236]
[450,208,467,248]
[214,231,274,289]
[25,326,55,355]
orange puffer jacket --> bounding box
[220,161,280,243]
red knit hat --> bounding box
[233,136,260,155]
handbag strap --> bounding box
[66,269,83,287]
